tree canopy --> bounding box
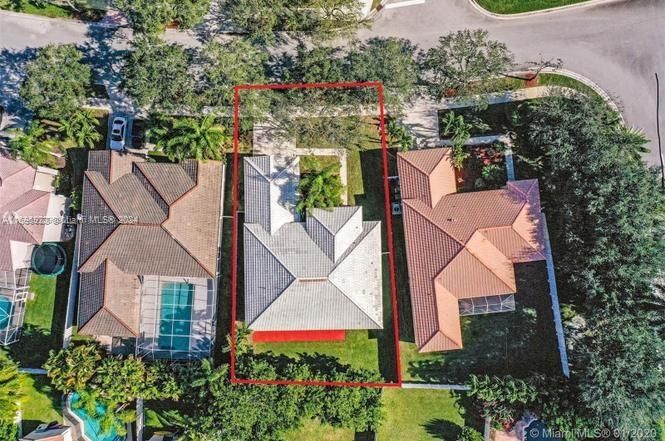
[514,94,665,438]
[154,114,231,162]
[115,0,210,34]
[0,352,21,422]
[8,121,57,167]
[223,0,364,44]
[122,36,196,112]
[20,44,91,120]
[419,29,513,99]
[296,161,344,214]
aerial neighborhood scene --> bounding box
[0,0,663,440]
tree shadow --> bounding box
[0,47,39,129]
[423,419,463,440]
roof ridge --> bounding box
[465,231,516,292]
[247,277,297,327]
[326,279,383,328]
[245,224,297,279]
[159,224,216,278]
[398,150,443,175]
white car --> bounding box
[109,117,127,151]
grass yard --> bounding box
[537,73,602,99]
[379,389,480,441]
[21,374,62,434]
[9,240,74,368]
[295,116,382,151]
[254,330,381,372]
[475,0,589,14]
[283,418,355,441]
[0,0,106,20]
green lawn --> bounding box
[475,0,589,14]
[379,389,480,441]
[21,374,62,434]
[0,0,106,20]
[537,73,602,99]
[283,418,355,441]
[9,240,74,368]
[254,330,380,372]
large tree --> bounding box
[57,108,101,149]
[223,0,364,43]
[514,95,665,309]
[8,121,57,167]
[575,314,665,435]
[122,36,196,112]
[296,161,344,214]
[158,114,231,161]
[20,44,91,120]
[419,29,513,99]
[116,0,210,33]
[349,37,419,111]
[199,39,269,112]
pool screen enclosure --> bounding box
[136,275,217,360]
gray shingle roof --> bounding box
[243,155,383,331]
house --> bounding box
[77,150,223,359]
[397,148,546,352]
[0,153,67,345]
[243,155,383,342]
[20,423,73,441]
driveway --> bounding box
[1,1,664,164]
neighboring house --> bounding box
[77,151,223,360]
[0,154,67,345]
[20,423,73,441]
[243,155,383,342]
[397,148,547,353]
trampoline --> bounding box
[0,297,12,330]
[158,282,194,351]
[31,243,66,276]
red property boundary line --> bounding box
[230,81,402,388]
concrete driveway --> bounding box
[1,0,663,164]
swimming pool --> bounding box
[0,297,12,330]
[69,393,124,441]
[158,282,194,351]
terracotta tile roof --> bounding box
[77,151,223,337]
[397,148,547,353]
[0,155,55,271]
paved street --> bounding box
[1,0,664,164]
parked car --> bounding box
[109,117,127,151]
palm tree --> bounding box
[616,125,649,163]
[387,119,414,152]
[296,161,344,215]
[0,352,22,421]
[8,121,55,167]
[161,114,230,162]
[58,109,101,149]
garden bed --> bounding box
[439,101,530,138]
[455,144,507,192]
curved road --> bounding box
[1,0,664,164]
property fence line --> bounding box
[400,383,470,391]
[63,228,80,348]
[541,216,571,377]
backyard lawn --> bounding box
[21,374,62,434]
[379,389,480,441]
[9,239,74,368]
[283,418,355,441]
[475,0,589,14]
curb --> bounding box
[0,7,116,27]
[534,67,624,122]
[468,0,624,19]
[365,0,390,20]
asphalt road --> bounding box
[1,0,664,164]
